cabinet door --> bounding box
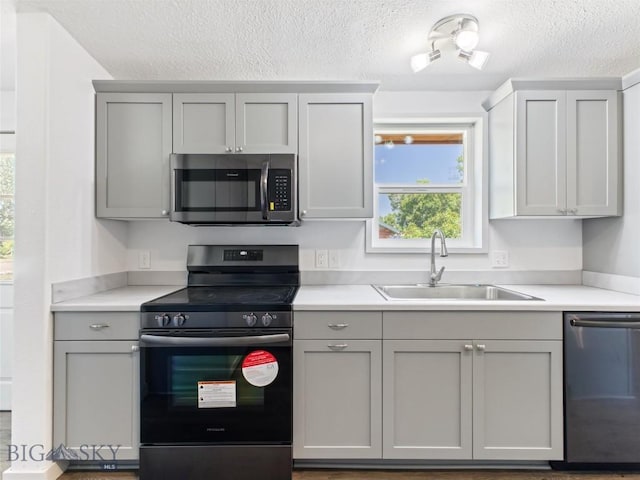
[515,91,567,215]
[566,90,621,216]
[298,94,373,218]
[173,93,235,154]
[382,340,473,459]
[472,340,563,460]
[235,93,297,154]
[293,339,382,458]
[96,93,172,218]
[53,340,139,461]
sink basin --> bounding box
[372,284,542,301]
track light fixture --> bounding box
[410,13,490,72]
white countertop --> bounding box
[293,284,640,311]
[50,285,180,311]
[50,283,640,312]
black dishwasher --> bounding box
[562,312,640,466]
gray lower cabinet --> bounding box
[293,311,383,459]
[298,93,374,219]
[382,340,473,459]
[53,313,139,461]
[382,312,564,461]
[96,93,173,219]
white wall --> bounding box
[582,73,640,283]
[6,12,125,479]
[125,90,583,277]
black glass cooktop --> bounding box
[141,285,298,312]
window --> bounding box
[367,119,486,252]
[0,133,15,281]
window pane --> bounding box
[0,151,15,281]
[374,134,464,185]
[378,192,462,240]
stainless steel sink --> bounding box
[372,284,542,301]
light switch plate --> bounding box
[329,250,340,268]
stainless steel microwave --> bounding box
[170,153,297,225]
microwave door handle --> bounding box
[261,160,270,220]
[140,333,291,347]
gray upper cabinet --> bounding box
[486,80,621,218]
[96,93,172,219]
[173,93,297,154]
[298,93,374,219]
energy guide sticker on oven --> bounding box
[197,381,236,408]
[242,350,279,387]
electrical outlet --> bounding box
[491,250,509,268]
[329,250,340,268]
[139,250,151,269]
[315,249,328,268]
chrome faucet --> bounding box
[429,229,449,286]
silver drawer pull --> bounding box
[131,345,139,352]
[328,344,348,350]
[464,344,473,351]
[476,344,486,351]
[89,324,110,330]
[328,323,349,330]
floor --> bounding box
[55,470,640,480]
[3,410,640,479]
[0,411,9,474]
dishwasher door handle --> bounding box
[569,314,640,329]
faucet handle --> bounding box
[431,266,446,283]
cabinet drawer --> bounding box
[383,311,561,340]
[294,312,382,339]
[54,312,139,340]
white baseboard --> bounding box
[582,271,640,296]
[2,461,66,480]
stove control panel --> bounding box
[143,311,292,329]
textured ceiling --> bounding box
[13,0,640,91]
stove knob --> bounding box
[155,314,171,327]
[173,314,187,327]
[243,313,257,327]
[261,313,273,326]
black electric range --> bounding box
[138,244,298,480]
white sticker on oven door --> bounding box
[242,350,279,387]
[197,380,236,408]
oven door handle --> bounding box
[260,159,270,220]
[139,333,290,347]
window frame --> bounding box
[0,132,15,283]
[366,116,488,254]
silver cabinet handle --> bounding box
[300,210,307,217]
[328,323,349,330]
[225,147,233,153]
[89,324,109,330]
[161,210,168,216]
[328,344,348,350]
[131,345,139,352]
[557,208,567,214]
[569,208,578,215]
[476,344,486,351]
[464,344,473,351]
[236,147,243,152]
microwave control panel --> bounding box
[268,170,291,211]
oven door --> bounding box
[140,329,292,445]
[170,153,296,224]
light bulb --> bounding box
[454,29,479,51]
